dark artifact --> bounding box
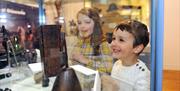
[0,25,14,91]
[39,25,81,90]
[0,25,19,69]
[52,68,82,91]
[0,53,8,69]
[0,25,9,69]
[39,25,62,87]
[39,25,62,77]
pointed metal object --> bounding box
[52,68,82,91]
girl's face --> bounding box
[77,13,94,38]
[110,29,136,60]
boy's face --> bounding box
[77,13,94,38]
[110,29,137,60]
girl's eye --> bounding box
[85,21,91,24]
[77,21,81,24]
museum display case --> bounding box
[0,0,164,91]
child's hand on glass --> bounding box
[71,52,89,65]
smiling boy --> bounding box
[110,20,150,91]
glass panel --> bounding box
[0,0,39,50]
[88,0,151,91]
[0,0,39,90]
[1,0,163,91]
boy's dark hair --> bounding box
[115,19,149,49]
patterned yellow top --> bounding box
[71,37,113,74]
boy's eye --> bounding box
[112,37,115,40]
[119,39,124,42]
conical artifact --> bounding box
[52,68,82,91]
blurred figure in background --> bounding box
[17,26,26,49]
[102,3,123,36]
[69,19,77,36]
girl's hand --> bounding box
[71,52,89,65]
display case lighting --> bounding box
[58,17,64,23]
[0,14,7,23]
[0,19,7,23]
[0,14,7,19]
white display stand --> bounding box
[71,65,101,91]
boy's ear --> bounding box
[133,44,144,54]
